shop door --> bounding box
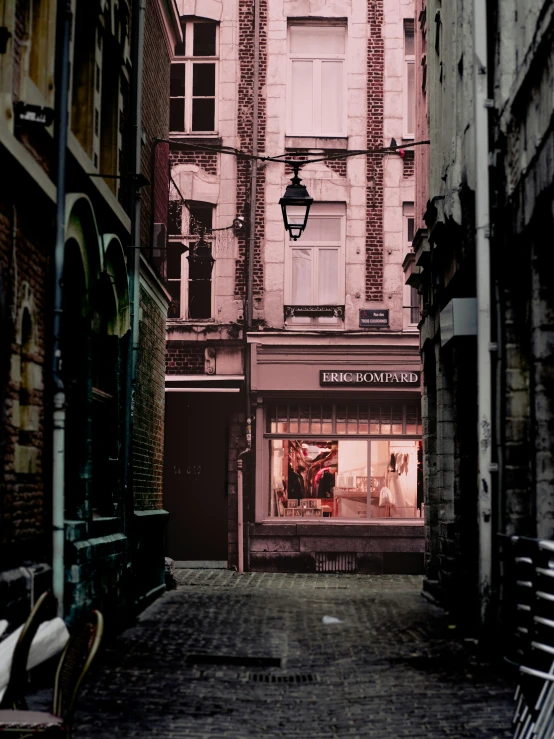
[164,393,235,561]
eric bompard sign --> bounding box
[320,370,420,386]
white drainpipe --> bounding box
[473,0,493,624]
[237,451,249,573]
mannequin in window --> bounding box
[318,469,336,498]
[287,463,302,500]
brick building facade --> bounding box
[0,0,178,626]
[163,0,423,573]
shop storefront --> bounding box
[249,336,424,574]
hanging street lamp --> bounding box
[279,165,313,241]
[186,228,215,278]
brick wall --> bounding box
[366,0,385,301]
[403,152,415,179]
[134,286,167,510]
[285,154,346,179]
[0,193,50,567]
[140,0,171,253]
[166,343,205,374]
[234,0,267,299]
[170,148,218,176]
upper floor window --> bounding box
[14,0,56,103]
[286,203,345,326]
[287,24,346,137]
[403,202,419,326]
[403,20,415,139]
[167,201,214,320]
[170,19,218,134]
[28,0,55,99]
[70,4,127,188]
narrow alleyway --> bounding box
[69,572,513,738]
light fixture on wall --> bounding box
[279,165,313,241]
[187,228,215,277]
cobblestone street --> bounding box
[63,571,513,738]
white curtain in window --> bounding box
[292,249,312,304]
[406,62,415,135]
[318,249,339,304]
[290,26,345,54]
[289,26,345,136]
[321,61,343,134]
[301,216,341,242]
[291,61,313,133]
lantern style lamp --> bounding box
[187,230,215,279]
[279,165,313,241]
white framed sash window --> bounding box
[287,24,347,137]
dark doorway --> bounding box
[164,392,238,561]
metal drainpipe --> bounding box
[123,0,146,538]
[239,0,260,574]
[52,0,72,619]
[473,0,493,626]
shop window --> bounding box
[268,438,423,520]
[170,19,218,134]
[287,23,346,136]
[286,203,345,326]
[167,201,214,320]
[266,401,421,436]
[265,401,423,521]
[404,20,415,139]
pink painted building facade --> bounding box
[164,0,424,573]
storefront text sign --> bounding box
[320,370,421,386]
[359,309,389,327]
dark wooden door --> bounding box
[164,393,234,561]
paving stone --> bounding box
[30,571,514,737]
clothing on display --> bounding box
[269,438,422,520]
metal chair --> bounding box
[0,610,103,737]
[0,592,57,711]
[510,539,554,739]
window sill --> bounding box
[167,318,216,324]
[285,135,348,150]
[257,518,425,526]
[169,133,221,141]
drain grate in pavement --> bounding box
[248,672,319,684]
[186,654,281,667]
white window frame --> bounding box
[284,203,346,327]
[167,202,216,321]
[403,19,415,140]
[286,23,347,137]
[170,19,219,136]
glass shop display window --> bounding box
[265,401,423,521]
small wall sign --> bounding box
[320,370,421,386]
[359,309,389,327]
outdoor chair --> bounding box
[0,610,103,737]
[0,592,57,710]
